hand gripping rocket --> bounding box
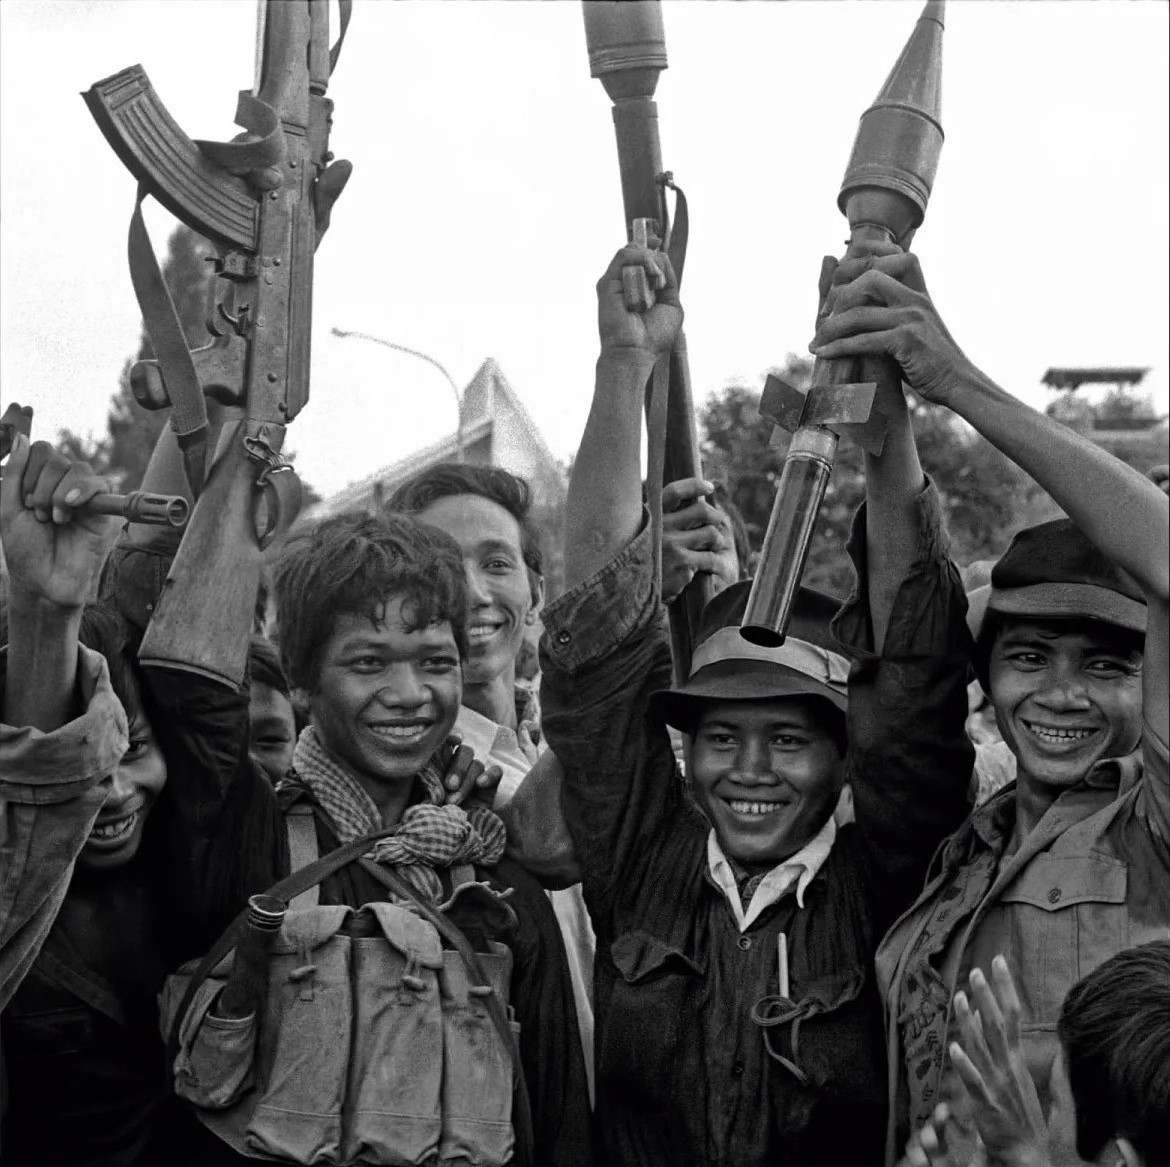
[741,0,946,647]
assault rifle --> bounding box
[583,0,715,684]
[83,0,351,688]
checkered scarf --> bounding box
[287,726,507,905]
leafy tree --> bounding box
[58,224,215,491]
[700,354,1041,596]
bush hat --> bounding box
[649,580,849,732]
[968,518,1147,643]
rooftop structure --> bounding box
[313,358,565,520]
[1042,366,1150,392]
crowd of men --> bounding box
[1,237,1168,1167]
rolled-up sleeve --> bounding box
[0,646,127,1007]
[540,521,683,933]
[833,481,975,927]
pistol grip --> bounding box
[83,66,259,251]
[131,334,248,413]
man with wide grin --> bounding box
[810,245,1169,1166]
[539,243,975,1166]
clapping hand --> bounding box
[949,956,1051,1167]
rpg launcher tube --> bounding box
[740,0,945,648]
[216,895,286,1021]
[740,430,836,647]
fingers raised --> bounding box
[991,954,1023,1048]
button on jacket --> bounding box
[540,486,974,1167]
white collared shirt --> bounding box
[707,787,855,932]
[454,705,537,807]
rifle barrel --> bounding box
[88,491,190,528]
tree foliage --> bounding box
[58,225,215,491]
[57,224,325,501]
[700,355,1044,597]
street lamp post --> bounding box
[331,327,464,461]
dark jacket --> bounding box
[539,488,974,1167]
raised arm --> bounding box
[2,436,118,729]
[1,435,127,1005]
[813,256,1169,754]
[817,248,930,652]
[563,246,682,590]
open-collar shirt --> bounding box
[706,787,854,931]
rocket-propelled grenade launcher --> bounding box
[584,0,714,682]
[741,0,946,646]
[82,0,350,688]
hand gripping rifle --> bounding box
[82,1,351,688]
[583,0,715,684]
[0,404,189,527]
[740,0,946,646]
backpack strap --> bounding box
[285,804,321,909]
[166,824,399,1079]
[357,856,536,1167]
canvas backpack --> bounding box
[159,806,534,1166]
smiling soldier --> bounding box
[539,245,975,1167]
[810,247,1170,1166]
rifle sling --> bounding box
[331,0,353,73]
[128,185,209,495]
[645,353,671,601]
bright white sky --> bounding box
[2,0,1167,497]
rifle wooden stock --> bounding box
[138,421,297,687]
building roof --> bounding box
[1042,366,1150,391]
[313,358,562,518]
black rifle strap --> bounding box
[645,353,671,600]
[356,856,537,1167]
[330,0,354,73]
[128,185,209,496]
[661,176,689,290]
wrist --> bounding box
[597,347,657,375]
[7,590,86,622]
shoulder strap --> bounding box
[165,824,398,1077]
[357,856,536,1167]
[285,804,321,909]
[32,929,129,1029]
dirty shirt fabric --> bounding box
[539,486,974,1167]
[876,716,1170,1166]
[0,645,126,1009]
[0,644,227,1167]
